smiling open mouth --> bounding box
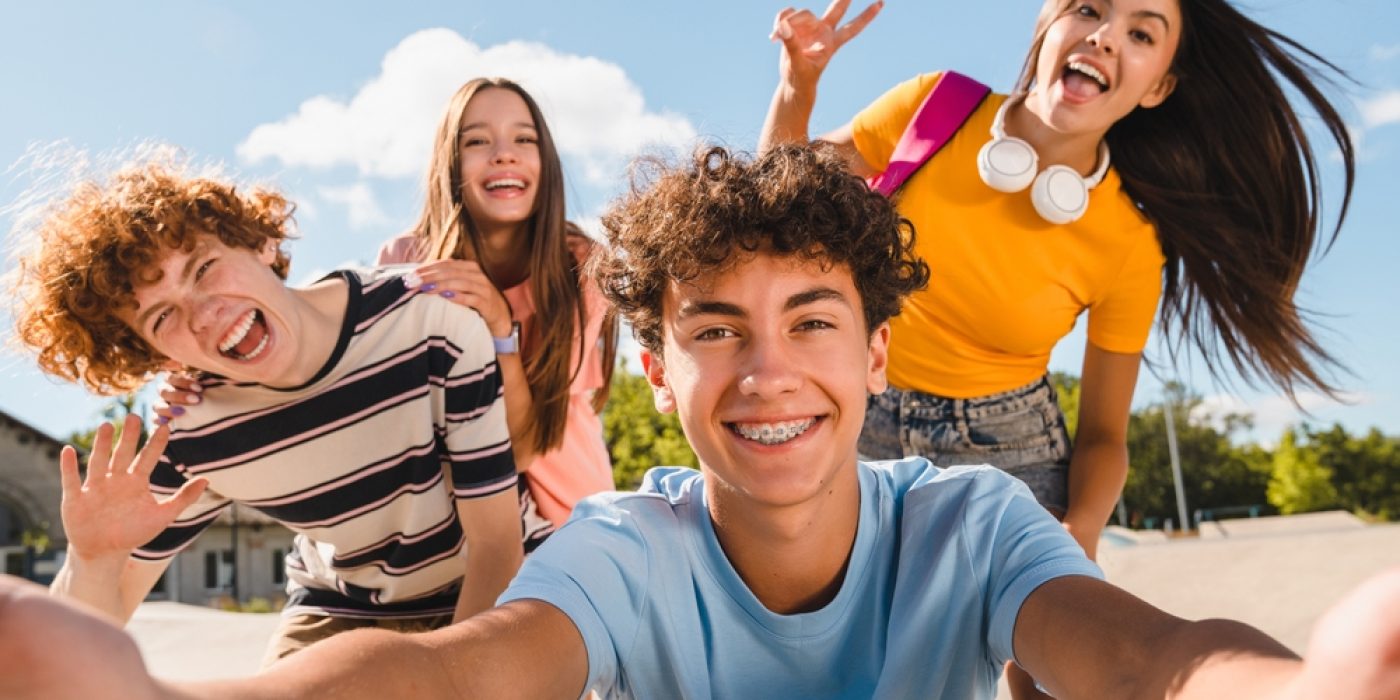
[729,418,818,446]
[1063,60,1109,94]
[218,309,270,361]
[484,177,526,192]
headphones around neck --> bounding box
[976,96,1111,225]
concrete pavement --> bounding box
[123,514,1400,694]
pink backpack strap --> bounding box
[867,71,991,197]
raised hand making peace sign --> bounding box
[770,0,883,88]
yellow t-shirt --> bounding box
[852,73,1165,398]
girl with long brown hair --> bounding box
[760,2,1353,694]
[378,78,618,550]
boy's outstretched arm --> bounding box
[1,575,163,700]
[1015,568,1400,699]
[174,599,588,700]
[0,574,590,700]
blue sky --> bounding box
[2,0,1398,447]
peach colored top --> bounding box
[377,232,613,527]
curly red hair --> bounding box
[11,160,294,394]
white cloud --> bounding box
[569,215,603,241]
[1361,90,1400,129]
[1192,391,1369,447]
[291,194,319,222]
[237,29,696,184]
[1334,122,1366,163]
[1370,44,1400,62]
[317,182,389,230]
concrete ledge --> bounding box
[1102,525,1169,546]
[1213,510,1364,538]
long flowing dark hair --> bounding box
[413,77,618,452]
[1016,0,1355,400]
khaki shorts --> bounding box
[260,612,454,670]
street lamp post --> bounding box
[1163,392,1190,533]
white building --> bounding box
[0,411,65,581]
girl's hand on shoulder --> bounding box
[152,371,202,424]
[771,0,883,88]
[406,260,514,337]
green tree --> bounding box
[1267,427,1339,515]
[603,361,698,490]
[1049,372,1080,440]
[1292,423,1400,520]
[1121,383,1271,527]
[67,393,147,454]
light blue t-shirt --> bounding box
[499,458,1102,699]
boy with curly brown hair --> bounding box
[2,144,1398,700]
[9,159,523,664]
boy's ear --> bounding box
[257,239,278,266]
[866,322,891,396]
[640,349,676,414]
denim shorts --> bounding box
[858,375,1072,513]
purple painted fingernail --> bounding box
[420,283,437,292]
[172,406,186,416]
[157,416,170,426]
[440,290,456,299]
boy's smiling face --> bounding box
[119,234,309,386]
[643,251,889,511]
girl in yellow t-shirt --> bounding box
[761,0,1353,564]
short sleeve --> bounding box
[851,72,944,174]
[132,456,231,560]
[1086,227,1165,354]
[375,231,427,266]
[979,478,1104,665]
[439,305,518,497]
[498,497,653,697]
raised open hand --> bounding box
[771,0,883,88]
[58,414,208,563]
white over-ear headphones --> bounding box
[977,96,1111,225]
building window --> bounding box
[271,549,286,585]
[204,550,234,591]
[3,551,23,577]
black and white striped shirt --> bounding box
[137,268,517,618]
